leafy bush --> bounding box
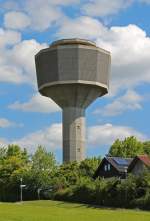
[0,143,150,210]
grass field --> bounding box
[0,200,150,221]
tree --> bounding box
[109,136,144,157]
[0,146,6,161]
[143,141,150,156]
[26,146,57,193]
[79,157,101,178]
[6,145,28,161]
[108,139,123,157]
[0,145,30,201]
[55,161,79,188]
[32,146,56,172]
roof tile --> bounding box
[137,155,150,167]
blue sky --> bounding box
[0,0,150,162]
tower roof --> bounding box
[50,38,96,48]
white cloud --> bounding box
[8,39,47,84]
[0,122,145,153]
[4,11,31,30]
[2,0,77,32]
[0,65,25,84]
[1,0,132,32]
[0,36,47,84]
[24,1,62,31]
[1,0,79,32]
[94,90,143,116]
[1,8,150,96]
[88,123,146,147]
[2,0,79,10]
[57,16,107,39]
[82,0,133,17]
[50,0,79,5]
[9,94,60,113]
[0,28,21,47]
[2,1,19,10]
[96,24,150,95]
[12,123,62,153]
[0,118,14,128]
[57,19,150,94]
[0,118,23,128]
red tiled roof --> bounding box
[137,155,150,167]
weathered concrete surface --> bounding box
[63,107,85,162]
[35,38,111,163]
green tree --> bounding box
[143,141,150,156]
[0,145,30,201]
[109,136,144,157]
[79,157,101,177]
[108,139,123,157]
[55,161,79,188]
[32,146,56,172]
[0,146,6,161]
[26,146,57,193]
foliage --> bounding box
[109,136,146,157]
[0,145,30,201]
[143,141,150,156]
[79,157,101,177]
[0,139,150,210]
[0,145,56,201]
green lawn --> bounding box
[0,200,150,221]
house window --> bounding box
[104,164,111,172]
[104,165,107,171]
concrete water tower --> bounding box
[35,39,111,163]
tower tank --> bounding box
[35,38,111,163]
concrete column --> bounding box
[63,107,85,162]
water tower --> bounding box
[35,39,111,163]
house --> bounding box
[128,155,150,176]
[93,156,133,179]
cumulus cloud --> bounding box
[0,35,47,84]
[58,17,150,95]
[0,118,23,128]
[82,0,133,17]
[94,90,143,116]
[96,24,150,94]
[1,0,133,32]
[1,0,80,32]
[7,39,47,84]
[1,6,150,98]
[24,1,62,31]
[9,94,60,113]
[57,16,107,39]
[4,11,31,30]
[0,122,145,153]
[12,123,62,153]
[0,118,15,128]
[88,123,146,147]
[50,0,79,5]
[0,28,21,47]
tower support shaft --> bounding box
[63,107,85,162]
